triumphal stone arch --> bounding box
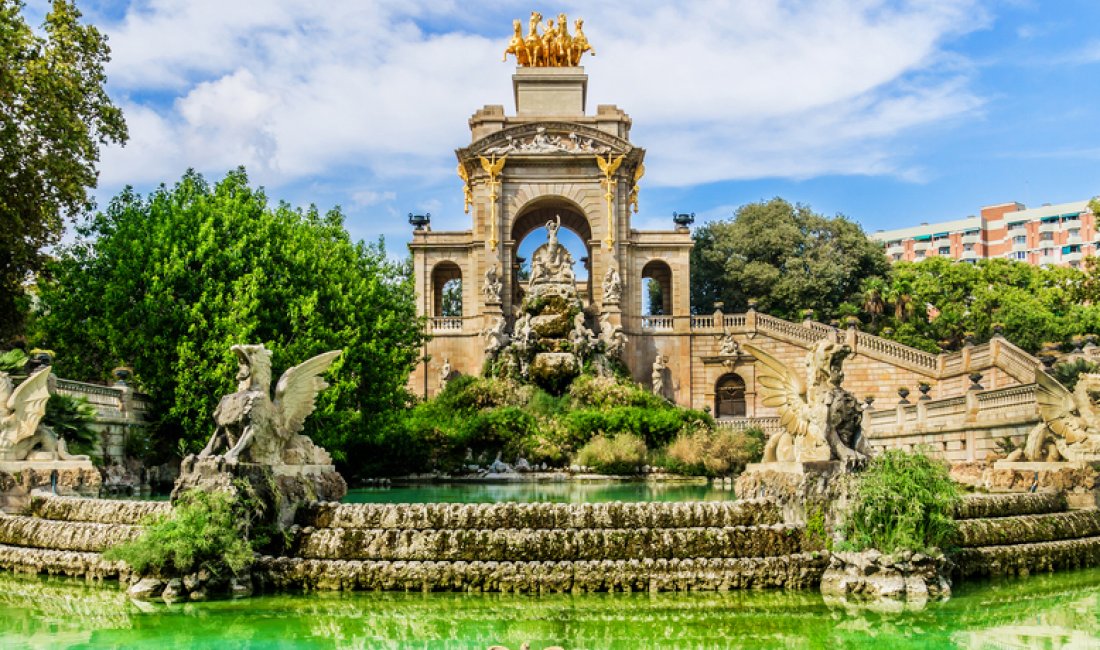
[409,29,692,398]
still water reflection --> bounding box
[344,481,731,504]
[1,567,1099,649]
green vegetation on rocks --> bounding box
[372,374,715,476]
[576,433,648,475]
[104,490,252,578]
[841,449,961,554]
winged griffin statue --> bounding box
[742,340,869,463]
[198,344,342,466]
[1019,370,1100,462]
[0,368,89,462]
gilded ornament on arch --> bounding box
[503,11,594,67]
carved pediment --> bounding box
[460,123,633,160]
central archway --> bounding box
[510,197,594,307]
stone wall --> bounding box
[54,378,152,464]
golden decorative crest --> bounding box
[629,163,645,214]
[503,12,594,67]
[597,153,625,251]
[478,154,507,251]
[456,163,472,214]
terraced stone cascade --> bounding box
[0,516,141,553]
[269,498,824,593]
[953,492,1100,578]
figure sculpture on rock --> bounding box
[743,339,869,464]
[569,312,595,358]
[197,344,342,466]
[1018,370,1100,462]
[0,368,89,462]
[602,265,622,304]
[483,264,503,303]
[483,316,511,359]
[598,313,627,358]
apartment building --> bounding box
[871,199,1096,268]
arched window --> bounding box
[431,262,462,317]
[715,373,746,419]
[641,260,672,315]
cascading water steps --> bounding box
[1,492,1100,592]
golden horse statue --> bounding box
[502,19,529,66]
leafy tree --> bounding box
[32,169,425,472]
[440,279,462,317]
[0,1,127,341]
[690,198,889,318]
[864,257,1100,353]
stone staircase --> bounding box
[953,493,1100,578]
[0,496,167,581]
[254,499,828,593]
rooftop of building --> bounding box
[871,198,1094,241]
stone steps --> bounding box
[953,534,1100,579]
[291,523,814,562]
[956,510,1100,548]
[27,495,170,525]
[955,492,1067,519]
[0,542,129,581]
[296,499,781,530]
[0,515,142,553]
[252,552,829,593]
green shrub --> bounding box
[569,375,665,409]
[841,449,960,554]
[663,426,764,476]
[456,406,538,453]
[104,490,253,577]
[43,394,100,460]
[1051,359,1100,390]
[564,406,712,448]
[0,349,27,373]
[576,433,647,475]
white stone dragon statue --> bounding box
[743,339,869,463]
[198,344,342,466]
[1020,370,1100,462]
[0,368,89,462]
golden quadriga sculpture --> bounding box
[743,339,870,464]
[503,11,594,67]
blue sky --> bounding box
[38,0,1100,254]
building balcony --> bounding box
[961,233,980,245]
[431,317,464,332]
[1039,221,1060,233]
[1039,255,1058,266]
[886,244,904,256]
[1011,240,1029,251]
[960,249,978,261]
[912,240,931,252]
[1064,251,1084,264]
[1067,233,1083,245]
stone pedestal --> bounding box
[821,549,951,612]
[513,66,587,116]
[0,460,100,514]
[735,460,858,526]
[173,457,346,529]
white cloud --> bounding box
[95,0,989,220]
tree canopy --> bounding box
[32,169,425,471]
[690,198,889,319]
[858,257,1100,353]
[0,0,127,341]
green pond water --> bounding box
[343,481,733,504]
[1,567,1100,649]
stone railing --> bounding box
[865,383,1040,461]
[641,316,675,331]
[715,417,785,439]
[51,378,152,463]
[684,309,1040,383]
[430,317,464,332]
